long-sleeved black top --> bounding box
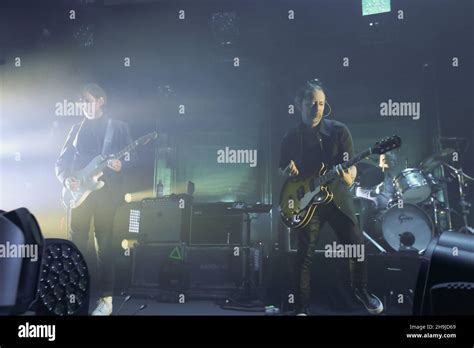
[55,115,134,201]
[279,118,358,225]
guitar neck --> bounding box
[101,132,156,163]
[316,148,373,186]
[109,140,140,161]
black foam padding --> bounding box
[1,208,44,314]
[0,216,25,314]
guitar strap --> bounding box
[317,128,331,167]
[102,118,115,156]
[317,133,326,164]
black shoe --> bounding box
[294,306,311,316]
[353,287,384,315]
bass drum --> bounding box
[379,204,434,253]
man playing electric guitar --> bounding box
[55,83,133,315]
[279,79,383,316]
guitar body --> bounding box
[60,131,158,210]
[278,134,402,229]
[61,155,107,209]
[279,163,333,229]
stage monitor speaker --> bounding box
[139,195,192,243]
[413,231,474,315]
[190,203,245,245]
[429,282,474,315]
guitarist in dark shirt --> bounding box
[55,83,133,315]
[279,79,383,315]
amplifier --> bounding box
[185,246,245,290]
[190,203,245,245]
[139,195,192,243]
[130,243,188,291]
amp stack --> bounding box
[115,195,268,301]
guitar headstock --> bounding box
[137,132,158,146]
[372,135,402,155]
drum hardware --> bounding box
[421,195,454,234]
[362,231,387,254]
[415,148,456,230]
[442,161,474,234]
[419,148,455,172]
[353,145,472,253]
[429,197,439,229]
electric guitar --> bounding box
[61,131,158,209]
[279,135,401,229]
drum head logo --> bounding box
[398,214,413,223]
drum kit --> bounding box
[353,146,474,255]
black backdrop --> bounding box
[0,0,473,305]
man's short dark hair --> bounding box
[81,83,107,104]
[294,78,326,111]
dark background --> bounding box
[0,0,473,302]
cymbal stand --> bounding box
[443,161,474,234]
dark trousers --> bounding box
[70,185,117,297]
[294,201,367,309]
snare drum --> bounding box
[393,168,432,204]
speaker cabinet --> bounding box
[190,203,245,245]
[139,195,192,243]
[185,246,245,290]
[131,243,187,290]
[414,231,474,315]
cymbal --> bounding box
[355,162,384,187]
[419,148,455,171]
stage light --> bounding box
[0,208,90,316]
[35,239,90,315]
[211,12,240,45]
[362,0,391,16]
[123,190,154,203]
[121,239,138,251]
[72,24,95,48]
[128,209,141,234]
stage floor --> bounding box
[89,295,372,316]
